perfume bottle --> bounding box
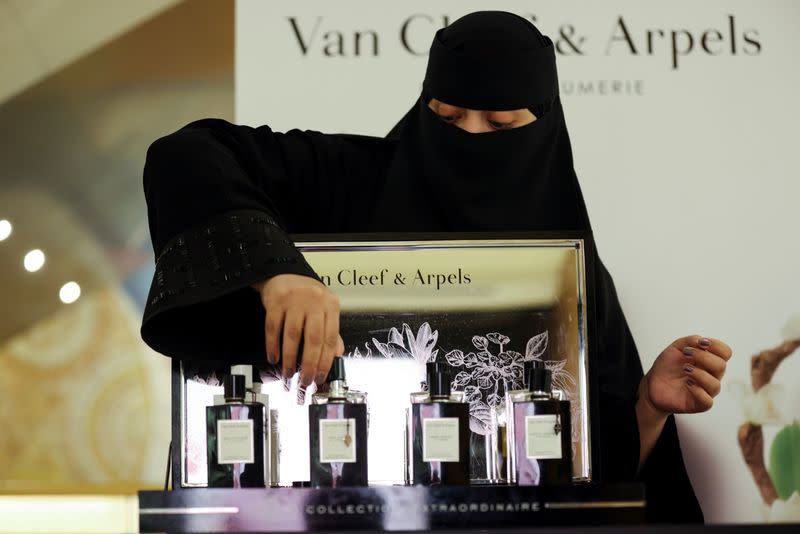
[471,361,538,485]
[471,402,505,485]
[206,372,267,488]
[409,361,470,485]
[308,356,368,487]
[210,364,271,485]
[269,408,281,487]
[508,360,572,486]
[504,359,534,482]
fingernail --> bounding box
[683,347,695,357]
[687,378,695,387]
[699,338,711,348]
[315,373,327,385]
[683,364,694,374]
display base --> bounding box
[139,483,645,532]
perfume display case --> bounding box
[172,235,594,490]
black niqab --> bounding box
[373,12,586,233]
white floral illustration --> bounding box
[446,333,524,408]
[371,322,439,364]
[348,344,374,359]
[444,330,578,436]
[354,322,580,441]
[351,322,580,438]
[259,364,309,405]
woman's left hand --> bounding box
[641,335,733,416]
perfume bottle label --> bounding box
[319,419,357,463]
[525,414,562,459]
[422,417,460,462]
[217,419,255,464]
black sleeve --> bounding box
[140,118,388,361]
[593,259,704,523]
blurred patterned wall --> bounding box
[0,0,233,489]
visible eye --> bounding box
[438,114,458,123]
[489,120,513,130]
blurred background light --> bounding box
[0,220,11,241]
[59,282,81,304]
[23,249,45,272]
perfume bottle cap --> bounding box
[325,356,346,383]
[527,359,552,393]
[230,364,253,390]
[522,360,534,386]
[426,361,451,397]
[224,373,246,401]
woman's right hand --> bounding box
[253,274,344,386]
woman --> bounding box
[142,11,730,522]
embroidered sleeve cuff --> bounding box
[141,209,319,358]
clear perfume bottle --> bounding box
[504,359,534,482]
[308,356,368,487]
[408,361,470,485]
[269,408,281,487]
[508,360,572,486]
[206,372,267,488]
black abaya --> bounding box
[141,11,703,523]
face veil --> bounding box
[372,11,589,233]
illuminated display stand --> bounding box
[141,235,649,531]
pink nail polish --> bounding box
[683,347,695,357]
[687,378,695,387]
[699,338,711,348]
[683,364,694,374]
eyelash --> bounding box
[438,114,513,130]
[489,120,512,130]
